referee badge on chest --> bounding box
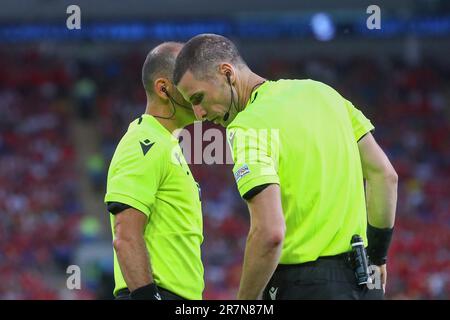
[234,164,250,182]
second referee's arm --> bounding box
[113,207,159,299]
[358,132,398,228]
[358,132,398,291]
[237,184,286,300]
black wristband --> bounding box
[130,283,161,300]
[367,224,394,266]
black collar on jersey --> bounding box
[249,81,266,105]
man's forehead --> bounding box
[177,70,204,99]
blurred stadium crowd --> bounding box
[0,46,449,299]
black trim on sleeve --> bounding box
[242,183,272,201]
[107,201,132,215]
[357,129,375,142]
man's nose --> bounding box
[193,105,207,121]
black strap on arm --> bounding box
[366,223,394,266]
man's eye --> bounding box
[191,94,203,105]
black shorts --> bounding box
[115,286,185,300]
[262,254,385,300]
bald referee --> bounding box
[173,34,398,300]
[105,42,204,300]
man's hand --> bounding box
[369,263,386,294]
[379,264,387,293]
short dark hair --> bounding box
[173,34,246,84]
[142,42,183,96]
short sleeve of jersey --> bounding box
[105,134,167,217]
[227,126,280,198]
[345,99,375,141]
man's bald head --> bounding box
[142,42,183,96]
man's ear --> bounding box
[154,78,170,100]
[219,63,235,84]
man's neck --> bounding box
[236,70,266,111]
[145,103,187,136]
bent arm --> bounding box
[112,208,153,291]
[358,133,398,228]
[237,184,286,300]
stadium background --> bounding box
[0,0,449,299]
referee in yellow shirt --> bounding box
[105,42,204,300]
[173,34,398,300]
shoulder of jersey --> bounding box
[120,121,172,158]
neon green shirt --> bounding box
[227,79,374,264]
[105,114,204,299]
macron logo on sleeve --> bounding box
[140,139,155,156]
